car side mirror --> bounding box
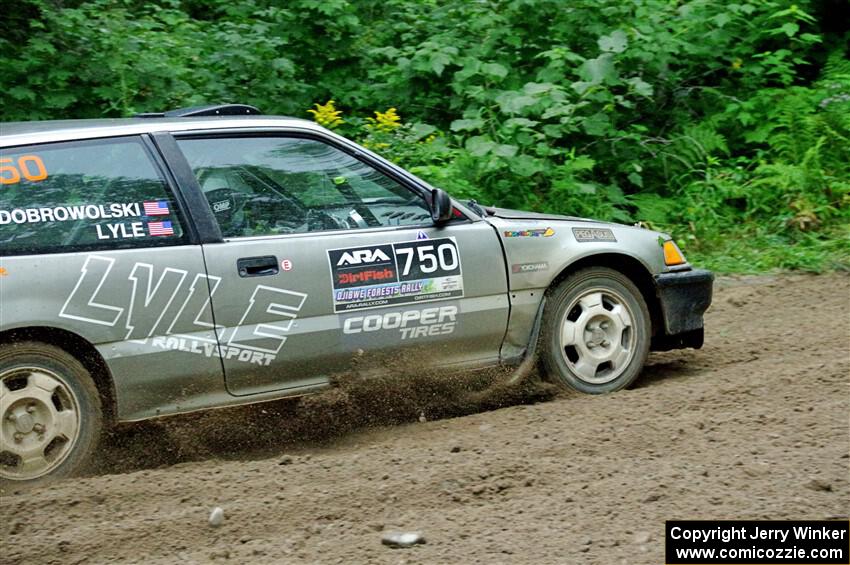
[430,188,453,224]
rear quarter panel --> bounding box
[0,247,227,421]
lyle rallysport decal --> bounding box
[59,255,306,366]
[327,237,464,312]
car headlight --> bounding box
[663,240,687,266]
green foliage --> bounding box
[2,0,848,272]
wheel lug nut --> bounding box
[26,405,36,414]
[586,342,596,349]
[600,322,609,329]
[6,413,16,422]
[601,340,610,347]
[33,423,45,433]
[13,432,24,443]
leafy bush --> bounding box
[2,0,848,272]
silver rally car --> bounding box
[0,104,713,484]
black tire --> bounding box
[0,342,102,488]
[540,267,651,394]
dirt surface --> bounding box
[2,274,849,564]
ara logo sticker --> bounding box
[59,256,307,366]
[416,231,429,240]
[336,248,393,267]
[503,227,555,238]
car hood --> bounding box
[481,205,616,225]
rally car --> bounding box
[0,104,713,484]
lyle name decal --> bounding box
[59,256,306,366]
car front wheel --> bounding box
[0,342,102,486]
[541,267,651,394]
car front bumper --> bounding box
[651,268,714,351]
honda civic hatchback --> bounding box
[0,104,713,485]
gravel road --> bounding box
[2,273,848,564]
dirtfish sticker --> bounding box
[572,227,616,242]
[503,227,555,238]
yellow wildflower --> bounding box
[307,100,344,128]
[731,58,743,70]
[367,108,402,132]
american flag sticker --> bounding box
[143,200,170,216]
[148,221,174,236]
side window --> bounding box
[175,136,432,238]
[0,137,185,255]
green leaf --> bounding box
[523,82,555,95]
[581,112,611,136]
[597,30,628,53]
[466,135,496,156]
[627,172,644,187]
[579,54,617,84]
[7,86,35,101]
[493,144,519,157]
[450,118,485,132]
[509,155,544,177]
[481,62,508,80]
[504,118,538,129]
[779,22,799,37]
[430,52,452,75]
[712,13,731,27]
[542,124,563,137]
[626,77,653,97]
[496,92,537,114]
[564,155,596,172]
[409,122,437,140]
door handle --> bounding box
[237,255,279,277]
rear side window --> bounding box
[0,137,185,255]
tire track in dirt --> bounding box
[1,274,848,564]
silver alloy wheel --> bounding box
[0,367,81,480]
[558,287,637,385]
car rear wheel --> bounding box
[541,267,651,393]
[0,342,102,486]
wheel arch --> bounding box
[546,253,662,337]
[0,326,116,425]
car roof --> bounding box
[0,116,324,147]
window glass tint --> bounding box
[176,136,431,238]
[0,137,184,255]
